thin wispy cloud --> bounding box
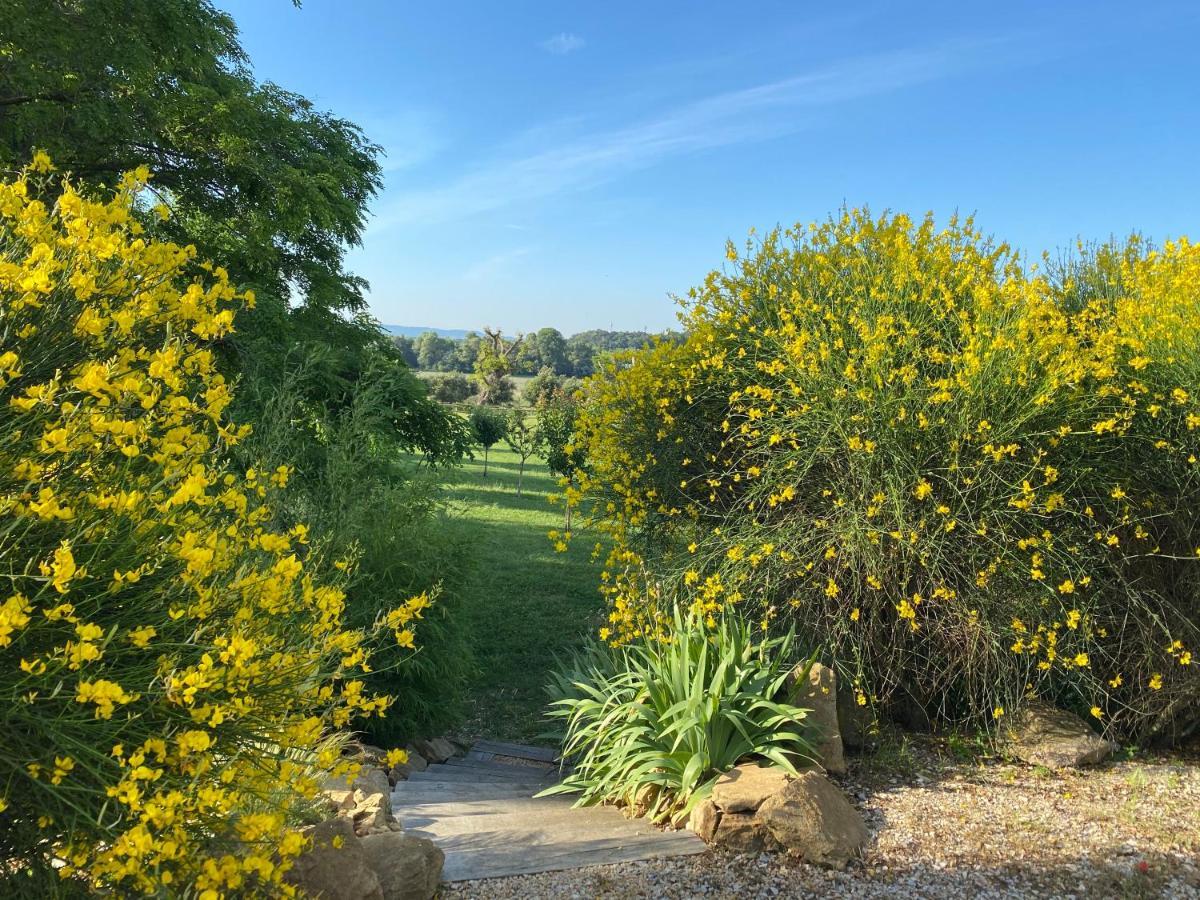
[370,39,1023,233]
[461,246,535,282]
[541,32,585,55]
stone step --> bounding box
[395,739,706,883]
[406,767,553,786]
[469,739,558,764]
[393,781,550,802]
[441,757,558,779]
[433,824,705,882]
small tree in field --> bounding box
[537,393,586,529]
[504,408,543,496]
[469,405,508,476]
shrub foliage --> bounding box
[0,162,424,894]
[570,210,1200,741]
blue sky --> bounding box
[219,1,1198,334]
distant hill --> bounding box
[383,325,473,340]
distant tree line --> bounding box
[392,327,684,378]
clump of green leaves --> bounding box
[542,607,814,823]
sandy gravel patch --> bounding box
[441,738,1200,899]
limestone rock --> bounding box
[756,771,868,869]
[388,748,428,784]
[711,811,778,853]
[687,798,721,843]
[356,767,392,803]
[711,763,792,813]
[788,662,847,775]
[284,818,384,900]
[1009,700,1118,769]
[359,831,444,900]
[411,737,456,764]
[344,742,389,766]
[406,747,429,770]
[322,767,397,835]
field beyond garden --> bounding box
[432,444,606,742]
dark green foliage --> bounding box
[537,393,585,482]
[468,405,508,475]
[523,367,563,405]
[427,372,475,403]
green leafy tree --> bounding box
[523,366,563,406]
[469,405,508,476]
[504,409,544,496]
[537,393,586,528]
[453,331,482,372]
[532,327,569,374]
[392,334,419,367]
[427,372,474,404]
[415,331,456,371]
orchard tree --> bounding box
[537,393,586,528]
[469,405,508,476]
[504,409,543,496]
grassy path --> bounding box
[440,444,605,743]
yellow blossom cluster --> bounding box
[568,210,1199,740]
[0,161,424,895]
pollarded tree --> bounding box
[469,405,508,476]
[504,408,544,496]
[474,327,525,404]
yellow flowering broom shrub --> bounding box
[571,210,1200,742]
[0,159,428,895]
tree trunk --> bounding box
[517,458,525,496]
[483,446,489,476]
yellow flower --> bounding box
[30,149,55,173]
[39,541,81,594]
[1149,673,1163,690]
[127,625,157,648]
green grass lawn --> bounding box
[438,443,606,744]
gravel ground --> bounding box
[441,737,1200,899]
